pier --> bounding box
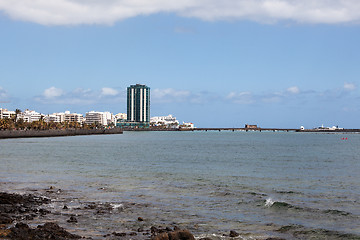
[121,127,360,133]
[178,128,360,133]
[180,127,299,132]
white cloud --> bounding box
[37,87,125,105]
[152,88,191,103]
[0,0,360,25]
[226,91,254,104]
[344,82,356,91]
[101,87,119,96]
[0,87,8,99]
[286,86,300,94]
[43,87,64,98]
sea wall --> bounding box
[0,128,123,139]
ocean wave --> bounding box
[263,198,353,217]
[277,224,360,240]
[264,198,297,210]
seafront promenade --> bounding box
[0,128,123,139]
[1,127,359,139]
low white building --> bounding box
[0,108,16,119]
[115,113,127,121]
[49,111,84,123]
[85,111,113,126]
[64,111,84,123]
[17,109,42,123]
[150,114,179,128]
[44,114,61,123]
[180,122,195,129]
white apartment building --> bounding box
[0,108,16,119]
[85,111,113,126]
[115,113,127,120]
[44,114,61,123]
[150,114,179,127]
[49,111,84,123]
[64,112,84,123]
[17,109,42,123]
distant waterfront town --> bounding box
[0,84,195,131]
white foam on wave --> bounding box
[265,198,274,207]
[111,203,124,210]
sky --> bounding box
[0,0,360,128]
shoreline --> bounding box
[0,128,123,139]
[1,127,359,139]
[0,188,252,240]
[1,187,359,240]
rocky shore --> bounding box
[0,190,200,240]
[0,189,288,240]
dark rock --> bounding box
[0,213,13,224]
[85,204,97,209]
[138,217,144,221]
[113,232,126,236]
[67,216,78,223]
[152,229,195,240]
[9,222,81,239]
[0,192,50,224]
[38,208,50,215]
[0,228,11,238]
[229,230,239,237]
[199,238,213,240]
[151,226,160,235]
[129,232,137,236]
[63,205,69,210]
[265,238,287,240]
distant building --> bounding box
[115,113,127,121]
[150,115,179,128]
[64,112,84,123]
[50,111,84,123]
[0,108,16,119]
[127,84,150,123]
[118,84,150,128]
[114,113,127,126]
[44,114,61,123]
[314,124,343,131]
[245,124,258,129]
[17,109,42,123]
[85,111,113,126]
[180,122,195,129]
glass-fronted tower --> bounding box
[127,84,150,123]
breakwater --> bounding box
[0,128,123,139]
[123,127,360,132]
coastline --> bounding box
[1,186,359,240]
[1,127,359,139]
[123,127,360,133]
[0,188,247,240]
[0,128,123,139]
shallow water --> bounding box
[1,131,360,239]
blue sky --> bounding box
[0,0,360,128]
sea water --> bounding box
[1,131,360,239]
